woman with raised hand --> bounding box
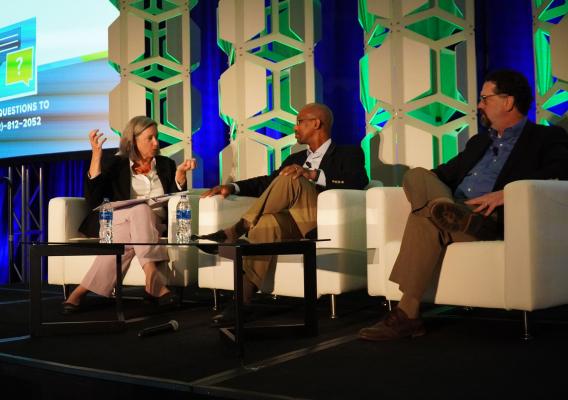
[62,116,196,313]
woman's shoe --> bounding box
[61,301,81,314]
[156,291,179,306]
[143,291,158,304]
[143,291,179,306]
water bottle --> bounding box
[176,194,191,244]
[99,198,113,243]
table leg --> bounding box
[30,245,42,337]
[115,254,125,323]
[27,243,127,336]
[233,246,244,357]
[303,241,318,336]
[217,241,320,357]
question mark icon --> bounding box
[16,56,23,76]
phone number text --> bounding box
[0,116,42,132]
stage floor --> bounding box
[1,284,568,399]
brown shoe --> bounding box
[430,201,484,235]
[358,308,425,341]
[197,229,228,243]
[197,218,250,243]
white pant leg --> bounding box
[80,204,167,297]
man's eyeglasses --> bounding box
[296,118,317,126]
[479,94,508,104]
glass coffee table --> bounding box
[26,238,324,356]
[26,240,216,337]
[215,238,325,357]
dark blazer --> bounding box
[234,142,369,197]
[79,155,181,237]
[433,120,568,231]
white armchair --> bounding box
[47,195,202,293]
[194,184,381,318]
[366,180,568,336]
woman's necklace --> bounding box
[133,160,152,175]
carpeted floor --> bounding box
[1,284,567,399]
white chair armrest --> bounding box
[365,187,408,297]
[366,187,408,250]
[317,189,366,250]
[48,197,90,241]
[504,180,568,310]
[48,197,90,285]
[197,195,256,235]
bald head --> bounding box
[302,102,333,135]
[294,102,334,151]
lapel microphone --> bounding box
[138,320,179,337]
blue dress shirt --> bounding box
[454,118,526,199]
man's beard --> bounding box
[479,110,492,128]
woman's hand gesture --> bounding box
[88,129,106,179]
[175,158,197,187]
[88,129,107,157]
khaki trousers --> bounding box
[80,204,168,297]
[241,174,318,288]
[389,167,499,300]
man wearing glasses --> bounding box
[359,69,568,341]
[199,102,369,326]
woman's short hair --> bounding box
[117,116,158,160]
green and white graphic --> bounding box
[107,0,199,187]
[217,0,320,183]
[532,0,568,130]
[6,47,34,86]
[0,17,37,101]
[358,1,477,186]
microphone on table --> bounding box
[138,320,179,338]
